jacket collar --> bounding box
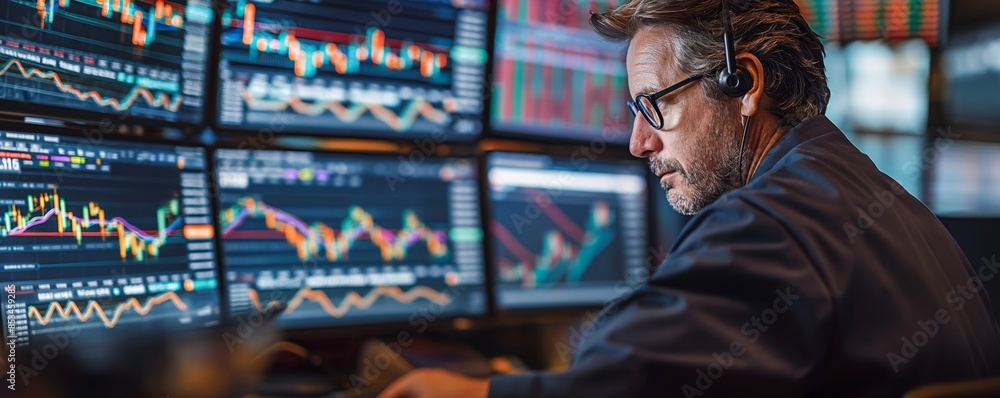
[749,115,841,183]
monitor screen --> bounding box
[0,128,220,348]
[944,25,1000,127]
[490,0,631,144]
[486,152,648,309]
[216,149,486,328]
[0,0,212,125]
[932,141,1000,216]
[216,0,490,140]
[843,40,930,136]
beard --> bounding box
[650,104,745,216]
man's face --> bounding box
[626,26,744,215]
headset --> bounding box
[718,0,753,98]
[718,0,754,183]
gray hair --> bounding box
[591,0,830,131]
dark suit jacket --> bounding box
[489,116,1000,397]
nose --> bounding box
[629,116,662,158]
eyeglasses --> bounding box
[627,75,704,130]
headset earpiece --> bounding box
[718,66,752,98]
[718,0,752,98]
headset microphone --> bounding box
[718,0,754,184]
[717,0,752,98]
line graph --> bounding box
[26,291,189,328]
[1,188,183,261]
[241,89,451,132]
[220,197,448,263]
[0,59,184,112]
[248,286,450,319]
[492,200,616,287]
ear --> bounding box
[736,53,766,118]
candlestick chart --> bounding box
[0,167,198,272]
[1,189,182,262]
[216,0,490,139]
[0,0,211,123]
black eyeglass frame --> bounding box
[627,75,705,130]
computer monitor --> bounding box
[0,0,213,125]
[0,126,220,348]
[215,149,487,328]
[944,25,1000,127]
[793,0,942,45]
[486,152,649,310]
[843,40,930,136]
[215,0,490,140]
[490,0,631,144]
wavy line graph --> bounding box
[248,286,450,318]
[242,90,452,132]
[27,291,189,328]
[221,198,448,262]
[0,59,184,112]
[1,189,183,261]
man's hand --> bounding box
[377,368,490,398]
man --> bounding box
[380,0,1000,396]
